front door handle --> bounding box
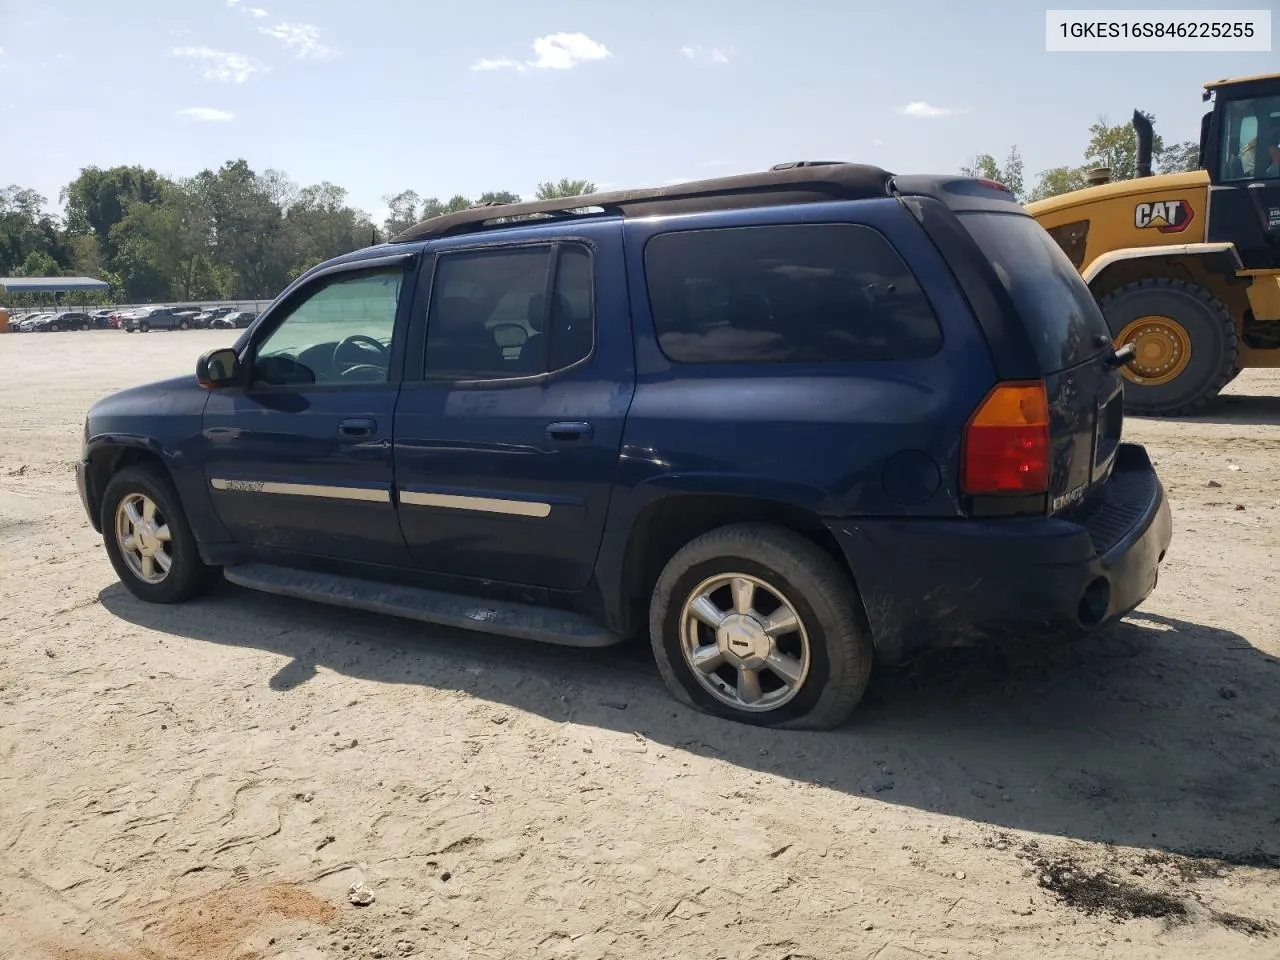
[545,421,593,443]
[339,418,377,437]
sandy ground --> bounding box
[1,329,1277,960]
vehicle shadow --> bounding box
[99,581,1280,866]
[1138,392,1280,427]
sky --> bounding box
[1,0,1276,227]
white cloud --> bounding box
[681,44,731,64]
[226,0,241,5]
[177,107,235,122]
[170,46,267,83]
[472,57,524,72]
[873,139,885,146]
[898,101,967,119]
[260,22,335,59]
[247,7,268,16]
[472,32,611,72]
[529,33,610,69]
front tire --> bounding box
[649,523,874,730]
[1099,279,1238,417]
[139,321,150,333]
[100,464,219,603]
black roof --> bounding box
[390,163,897,243]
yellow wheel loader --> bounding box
[1027,71,1280,416]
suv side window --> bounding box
[423,242,594,380]
[252,268,403,386]
[644,223,944,364]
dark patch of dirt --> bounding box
[1209,910,1276,937]
[1036,856,1188,924]
[1141,851,1230,883]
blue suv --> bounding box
[75,164,1172,729]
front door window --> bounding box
[253,268,403,386]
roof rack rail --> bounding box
[769,160,846,170]
[390,163,896,243]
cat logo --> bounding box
[1134,199,1195,234]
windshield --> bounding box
[958,211,1112,372]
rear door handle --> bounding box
[545,421,593,443]
[339,418,377,437]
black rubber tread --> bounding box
[648,522,874,730]
[100,463,220,604]
[1097,278,1238,417]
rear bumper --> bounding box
[826,443,1172,664]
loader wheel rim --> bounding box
[1115,316,1192,386]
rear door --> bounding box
[955,209,1123,512]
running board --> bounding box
[222,563,624,648]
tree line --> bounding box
[959,112,1199,203]
[0,166,595,307]
[1,113,1198,307]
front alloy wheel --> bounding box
[113,492,174,584]
[100,464,219,603]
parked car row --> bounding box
[6,306,257,333]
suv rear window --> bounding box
[956,211,1112,373]
[644,223,944,364]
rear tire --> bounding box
[179,320,190,330]
[649,522,874,730]
[1098,278,1237,417]
[100,464,220,604]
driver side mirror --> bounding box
[196,347,242,389]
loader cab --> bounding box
[1201,72,1280,270]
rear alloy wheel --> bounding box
[101,464,219,603]
[1099,278,1238,417]
[649,522,873,730]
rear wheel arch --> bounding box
[616,492,870,638]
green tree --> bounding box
[476,190,522,205]
[960,146,1026,202]
[191,160,289,298]
[1080,112,1167,182]
[535,179,597,200]
[284,182,375,279]
[1027,165,1090,202]
[383,189,422,236]
[60,165,166,267]
[1159,140,1200,173]
[111,180,215,301]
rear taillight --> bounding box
[961,381,1050,495]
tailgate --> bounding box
[952,208,1122,513]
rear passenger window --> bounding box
[644,224,943,364]
[424,242,594,380]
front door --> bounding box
[202,260,414,567]
[393,228,634,591]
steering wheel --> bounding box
[333,334,389,374]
